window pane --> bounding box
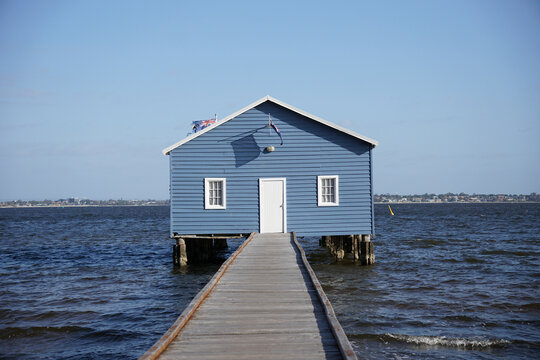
[320,177,337,204]
[207,180,224,207]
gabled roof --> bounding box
[163,95,378,155]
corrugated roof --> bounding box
[162,95,378,155]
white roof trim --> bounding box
[163,95,378,155]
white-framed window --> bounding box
[317,175,339,206]
[204,178,226,209]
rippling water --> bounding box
[300,203,540,359]
[1,204,539,359]
[0,206,244,359]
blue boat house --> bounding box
[164,95,378,265]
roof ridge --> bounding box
[162,96,378,155]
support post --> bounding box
[351,235,358,261]
[355,235,361,261]
[178,238,187,266]
[173,238,188,266]
[173,244,179,266]
[320,234,375,265]
[359,234,375,265]
[336,236,345,260]
[345,235,353,254]
[321,236,330,247]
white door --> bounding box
[259,178,287,233]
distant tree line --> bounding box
[0,199,170,207]
[375,193,539,203]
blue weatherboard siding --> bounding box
[370,148,375,236]
[169,101,374,237]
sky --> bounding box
[1,0,539,200]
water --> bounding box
[299,203,540,359]
[0,204,538,359]
[0,206,244,359]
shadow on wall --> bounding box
[255,102,371,156]
[231,133,261,167]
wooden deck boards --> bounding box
[146,233,355,360]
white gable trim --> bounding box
[163,95,378,155]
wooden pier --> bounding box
[141,232,356,360]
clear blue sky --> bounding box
[1,0,539,200]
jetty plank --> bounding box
[141,232,356,360]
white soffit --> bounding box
[162,95,378,155]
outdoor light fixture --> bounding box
[266,146,275,152]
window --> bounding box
[205,178,226,209]
[317,175,339,206]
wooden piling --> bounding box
[321,235,331,247]
[178,238,187,266]
[359,234,375,265]
[173,238,188,267]
[323,236,345,260]
[173,235,246,266]
[351,235,358,261]
[337,236,345,260]
[319,234,374,265]
[345,235,353,253]
[173,244,179,266]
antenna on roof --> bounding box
[267,113,271,137]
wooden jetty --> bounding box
[140,232,357,360]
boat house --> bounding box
[163,95,378,264]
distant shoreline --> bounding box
[1,202,538,209]
[375,201,540,205]
[0,204,167,209]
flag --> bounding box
[270,119,283,145]
[190,118,217,134]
